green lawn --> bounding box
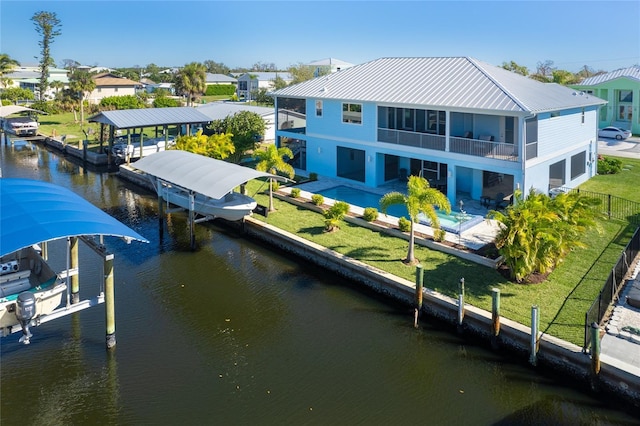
[243,161,638,347]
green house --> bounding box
[571,66,640,136]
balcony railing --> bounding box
[378,129,520,162]
[449,137,518,162]
[378,129,446,151]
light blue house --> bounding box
[272,57,607,204]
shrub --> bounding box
[309,172,318,181]
[270,181,280,192]
[205,84,236,96]
[433,229,447,242]
[398,217,411,232]
[362,207,378,222]
[99,95,146,110]
[153,97,180,108]
[324,201,350,232]
[290,188,301,198]
[311,194,324,206]
[597,156,623,175]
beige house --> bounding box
[88,73,142,104]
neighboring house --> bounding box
[196,101,276,141]
[206,73,237,85]
[307,58,355,77]
[88,72,142,104]
[272,57,606,205]
[570,66,640,136]
[77,65,113,74]
[140,78,175,95]
[236,72,293,100]
[2,65,69,99]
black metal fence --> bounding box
[565,187,640,227]
[583,225,640,351]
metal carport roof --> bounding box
[88,107,212,130]
[0,178,149,256]
[131,150,289,200]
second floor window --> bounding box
[342,103,362,124]
[316,100,323,117]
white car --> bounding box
[598,126,632,140]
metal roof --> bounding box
[237,72,293,81]
[206,73,237,83]
[131,150,289,200]
[88,107,212,130]
[577,66,640,86]
[0,105,46,117]
[196,101,274,120]
[272,57,606,114]
[0,178,148,256]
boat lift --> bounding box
[0,178,148,349]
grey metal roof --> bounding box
[237,72,293,81]
[272,57,606,114]
[206,73,237,83]
[196,101,274,120]
[88,107,212,130]
[577,66,640,86]
[131,150,288,200]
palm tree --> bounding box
[380,175,451,265]
[0,53,19,89]
[254,144,294,211]
[69,70,96,125]
[49,80,64,98]
[174,62,206,106]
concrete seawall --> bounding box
[116,165,640,412]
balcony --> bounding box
[378,128,519,162]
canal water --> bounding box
[1,140,637,424]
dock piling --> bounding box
[70,237,79,304]
[457,277,465,329]
[104,253,116,349]
[529,305,539,366]
[414,264,423,328]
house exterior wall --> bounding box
[88,86,137,104]
[571,77,639,135]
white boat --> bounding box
[112,137,175,161]
[2,115,39,136]
[0,245,67,344]
[160,183,257,222]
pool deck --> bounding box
[288,177,500,251]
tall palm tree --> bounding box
[380,175,451,265]
[174,62,206,106]
[69,70,96,125]
[254,144,294,211]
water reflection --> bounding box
[1,142,638,424]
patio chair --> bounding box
[494,192,509,210]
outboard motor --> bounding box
[16,291,36,344]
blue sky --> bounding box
[1,0,638,73]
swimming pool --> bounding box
[317,185,484,234]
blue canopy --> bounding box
[1,178,149,256]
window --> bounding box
[619,90,633,103]
[315,100,323,117]
[571,151,586,180]
[114,87,118,92]
[581,108,585,124]
[239,81,247,91]
[550,111,560,118]
[549,160,566,188]
[342,103,362,124]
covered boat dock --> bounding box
[88,107,212,164]
[130,150,289,248]
[0,178,148,348]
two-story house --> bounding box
[236,72,293,101]
[272,57,606,204]
[88,73,142,105]
[570,66,640,136]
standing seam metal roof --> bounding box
[272,57,606,114]
[88,107,212,130]
[577,66,640,86]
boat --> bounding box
[2,115,39,136]
[112,136,176,162]
[159,181,257,222]
[0,245,67,344]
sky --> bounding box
[1,0,639,74]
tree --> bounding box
[49,79,65,98]
[204,60,230,74]
[380,176,451,265]
[552,69,580,86]
[0,87,35,103]
[0,53,20,89]
[272,75,288,90]
[31,11,62,100]
[488,189,601,282]
[501,60,528,76]
[69,70,96,124]
[61,58,80,71]
[174,62,206,106]
[208,111,266,163]
[251,61,277,71]
[173,129,235,160]
[287,62,316,84]
[254,144,294,211]
[529,60,555,83]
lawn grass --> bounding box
[579,157,640,202]
[243,162,638,347]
